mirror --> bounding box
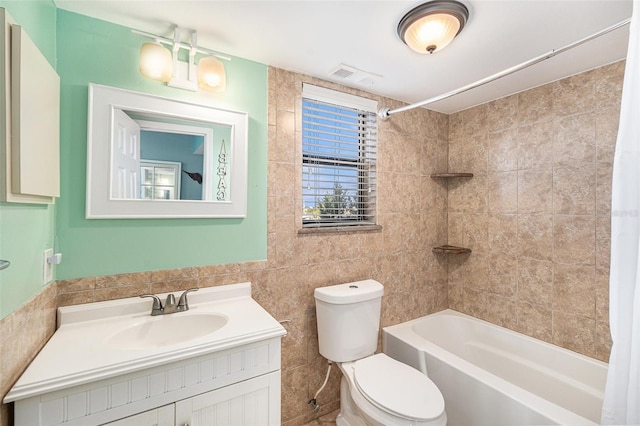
[113,113,232,202]
[87,84,247,218]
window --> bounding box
[140,160,181,200]
[301,84,377,228]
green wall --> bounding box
[0,1,57,318]
[1,3,268,318]
[55,10,268,279]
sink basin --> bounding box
[105,313,228,350]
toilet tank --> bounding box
[314,280,384,362]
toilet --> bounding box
[314,279,447,426]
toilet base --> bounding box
[336,377,368,426]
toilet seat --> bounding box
[353,353,445,421]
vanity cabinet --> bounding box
[6,283,286,426]
[106,405,174,426]
[14,338,281,426]
[107,371,280,426]
[174,372,279,425]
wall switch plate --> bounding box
[43,248,53,285]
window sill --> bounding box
[298,224,383,235]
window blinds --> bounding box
[301,86,377,227]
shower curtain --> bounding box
[602,0,640,424]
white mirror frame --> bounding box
[86,83,248,219]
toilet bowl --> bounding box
[314,280,447,426]
[336,353,446,426]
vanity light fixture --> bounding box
[197,56,227,92]
[139,40,172,82]
[397,0,469,54]
[133,28,230,92]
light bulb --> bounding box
[139,42,172,82]
[197,56,227,92]
[405,13,461,53]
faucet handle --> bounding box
[177,288,198,311]
[140,294,163,315]
[165,293,176,308]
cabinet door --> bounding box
[175,371,280,426]
[104,404,174,426]
[1,11,59,203]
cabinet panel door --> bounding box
[104,404,174,426]
[1,10,57,203]
[175,372,280,426]
[10,24,60,199]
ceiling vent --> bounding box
[332,67,354,79]
[329,64,382,86]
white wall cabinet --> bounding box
[13,338,282,426]
[1,8,60,204]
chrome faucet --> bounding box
[140,288,198,316]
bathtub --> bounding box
[383,309,608,426]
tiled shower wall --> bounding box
[446,61,624,362]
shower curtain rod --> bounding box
[378,17,632,120]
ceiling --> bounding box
[54,0,633,114]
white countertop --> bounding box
[4,282,286,402]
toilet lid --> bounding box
[353,353,445,421]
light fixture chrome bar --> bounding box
[378,17,632,119]
[131,28,231,61]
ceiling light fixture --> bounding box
[397,0,469,54]
[133,28,230,92]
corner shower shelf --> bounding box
[430,172,474,178]
[0,260,10,270]
[432,245,472,254]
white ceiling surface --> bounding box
[54,0,633,114]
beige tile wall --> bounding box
[269,67,451,424]
[447,61,623,362]
[0,61,623,426]
[0,283,57,425]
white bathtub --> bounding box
[383,309,608,426]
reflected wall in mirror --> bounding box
[87,83,247,218]
[111,113,232,202]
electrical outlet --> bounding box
[43,248,54,285]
